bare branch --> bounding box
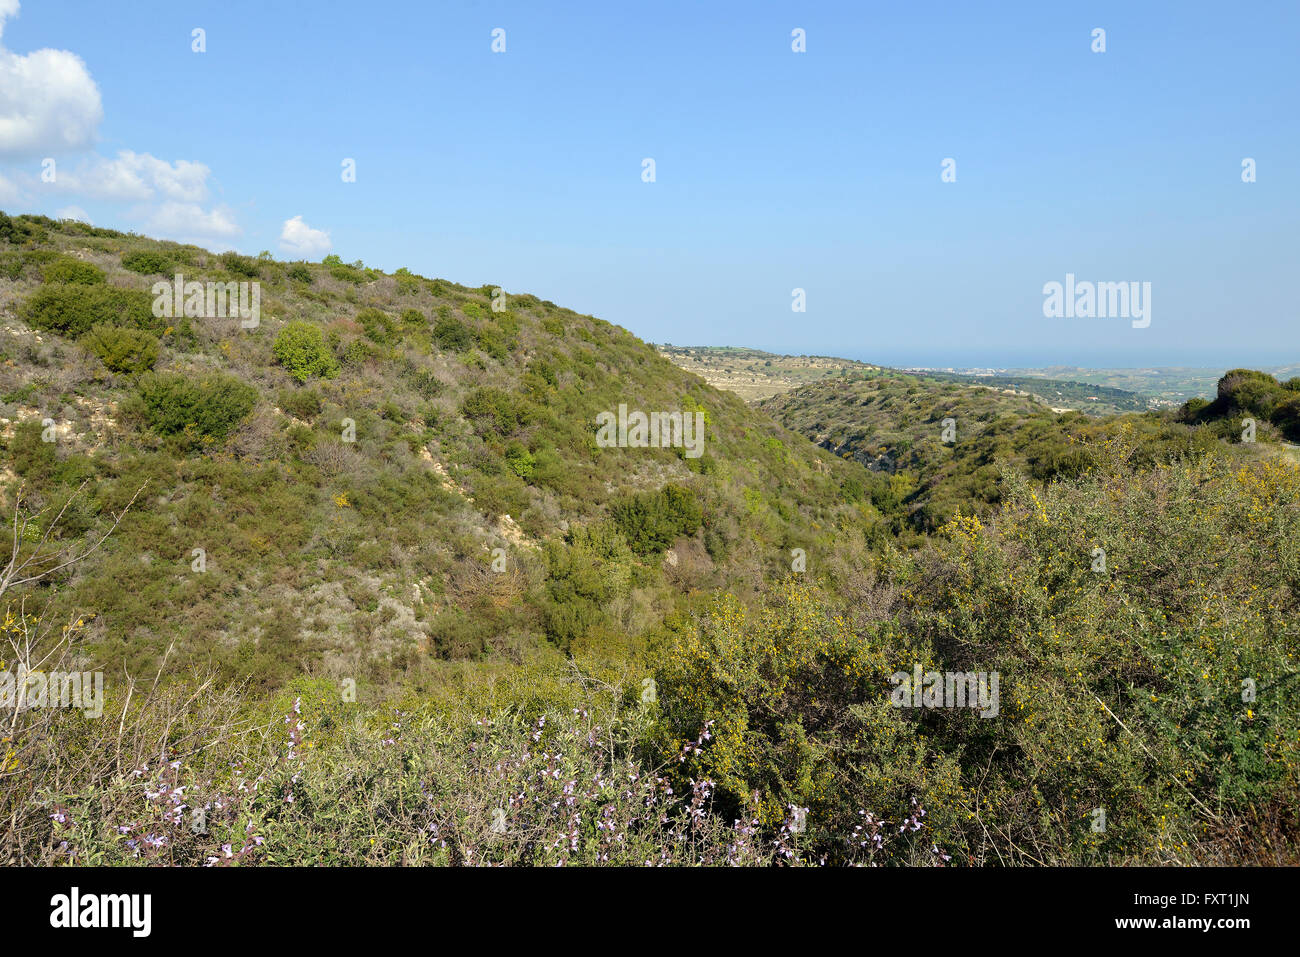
[0,481,147,601]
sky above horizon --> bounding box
[1,0,1296,368]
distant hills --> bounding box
[659,343,1300,416]
[758,369,1233,535]
[655,344,877,401]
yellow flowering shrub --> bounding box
[895,442,1300,862]
[652,580,965,862]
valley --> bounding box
[2,212,1297,868]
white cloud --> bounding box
[52,151,211,202]
[0,1,103,156]
[30,150,235,245]
[279,215,332,258]
[140,201,241,248]
[0,7,239,247]
[54,204,90,223]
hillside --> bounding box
[760,368,1264,534]
[656,344,877,401]
[658,344,1155,417]
[912,371,1148,416]
[1018,365,1300,406]
[0,211,872,689]
[2,212,1297,869]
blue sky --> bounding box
[1,0,1297,367]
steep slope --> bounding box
[0,212,871,689]
[761,369,1235,533]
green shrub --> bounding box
[219,251,260,278]
[609,484,703,555]
[342,337,380,367]
[1178,397,1210,421]
[404,366,444,400]
[131,371,257,442]
[475,325,515,362]
[1040,445,1096,480]
[1218,370,1283,419]
[394,269,422,294]
[7,419,57,479]
[322,254,367,284]
[1180,369,1298,440]
[505,443,536,480]
[20,284,155,338]
[540,525,632,650]
[356,307,397,344]
[0,212,45,244]
[286,262,313,284]
[273,320,339,383]
[433,313,472,352]
[83,323,159,375]
[467,473,530,519]
[528,360,557,388]
[121,250,173,275]
[654,581,964,841]
[1272,394,1300,441]
[40,258,105,285]
[461,387,531,437]
[883,450,1300,861]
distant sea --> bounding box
[823,349,1296,373]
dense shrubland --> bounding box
[5,442,1294,865]
[762,370,1281,535]
[1,212,1296,865]
[1178,367,1300,442]
[1,213,871,692]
